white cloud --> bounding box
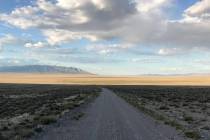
[131,58,159,63]
[86,43,133,54]
[161,0,210,49]
[0,34,49,50]
[0,6,39,29]
[56,0,85,9]
[24,41,48,48]
[158,48,183,56]
[0,57,40,66]
[0,0,210,51]
[42,29,98,45]
[0,0,159,45]
[37,0,58,12]
[181,0,210,23]
[194,59,210,65]
[42,30,80,45]
[185,0,210,17]
[160,67,183,72]
[136,0,170,12]
[0,34,19,49]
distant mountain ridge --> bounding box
[0,65,90,74]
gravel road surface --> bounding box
[31,88,186,140]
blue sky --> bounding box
[0,0,210,75]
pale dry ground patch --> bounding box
[1,73,210,85]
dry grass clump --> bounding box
[0,84,100,140]
[110,86,210,140]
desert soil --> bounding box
[1,73,210,85]
[110,86,210,140]
[0,84,99,140]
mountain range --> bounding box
[0,65,90,74]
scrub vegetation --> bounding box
[109,86,210,140]
[0,84,100,140]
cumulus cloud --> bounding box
[0,0,209,52]
[0,34,48,51]
[131,58,160,63]
[0,34,51,51]
[0,57,41,66]
[157,47,188,56]
[160,67,183,72]
[0,6,39,29]
[24,41,49,48]
[136,0,170,12]
[0,34,20,50]
[183,1,210,27]
[86,43,133,54]
[159,0,210,49]
[0,58,20,66]
[0,0,165,45]
[42,29,98,45]
[185,0,210,17]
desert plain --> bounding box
[1,73,210,85]
[1,74,210,140]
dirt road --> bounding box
[31,88,186,140]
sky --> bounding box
[0,0,210,75]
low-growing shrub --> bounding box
[72,112,84,120]
[202,126,210,130]
[159,106,170,110]
[0,133,7,140]
[16,128,34,138]
[184,116,194,122]
[184,131,201,140]
[39,116,57,125]
[34,125,43,133]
